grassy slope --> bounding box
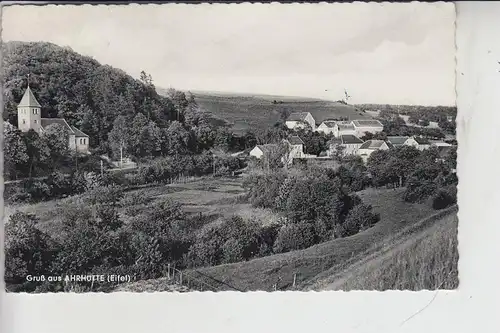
[193,93,372,134]
[188,188,448,291]
[311,211,458,291]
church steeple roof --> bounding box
[18,86,42,108]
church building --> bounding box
[17,85,90,154]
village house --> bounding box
[357,139,391,163]
[333,121,356,138]
[406,136,431,150]
[385,136,432,151]
[283,135,305,159]
[351,119,384,137]
[17,86,90,154]
[386,136,411,148]
[316,120,337,135]
[249,143,296,167]
[249,144,277,159]
[285,112,316,131]
[327,135,364,157]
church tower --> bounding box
[17,77,42,133]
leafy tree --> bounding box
[108,115,131,160]
[165,121,191,156]
[23,130,50,178]
[4,212,57,286]
[4,122,29,179]
[41,123,69,165]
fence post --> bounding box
[167,264,171,279]
[293,273,297,288]
[180,272,183,285]
[172,266,176,281]
[273,284,277,291]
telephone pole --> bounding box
[120,145,123,169]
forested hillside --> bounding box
[2,41,232,158]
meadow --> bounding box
[193,93,373,134]
[3,175,280,241]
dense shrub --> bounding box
[341,203,380,237]
[432,185,457,210]
[244,171,287,209]
[222,238,245,264]
[4,212,57,287]
[273,223,316,254]
[403,181,438,203]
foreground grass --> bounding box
[326,212,458,291]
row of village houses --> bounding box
[250,134,453,164]
[284,111,385,138]
[250,111,454,164]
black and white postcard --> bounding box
[1,2,459,295]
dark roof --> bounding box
[341,135,363,144]
[18,86,42,108]
[286,136,304,145]
[360,140,386,150]
[352,119,384,128]
[387,136,409,145]
[40,118,75,134]
[255,144,279,154]
[413,136,430,145]
[327,138,342,145]
[71,126,89,137]
[337,122,355,130]
[286,112,310,122]
[320,120,337,128]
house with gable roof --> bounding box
[316,120,337,135]
[285,112,316,131]
[357,139,391,163]
[351,119,384,137]
[17,85,90,154]
[327,134,364,157]
[333,121,357,138]
[283,135,305,159]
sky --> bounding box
[2,3,456,106]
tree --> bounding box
[165,121,191,156]
[4,122,29,179]
[4,212,56,286]
[23,130,50,178]
[41,123,70,165]
[108,115,131,160]
[166,88,189,121]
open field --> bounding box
[179,188,453,291]
[3,175,281,238]
[193,93,373,134]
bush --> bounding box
[342,203,380,237]
[4,212,57,286]
[432,185,457,210]
[403,181,438,203]
[222,238,245,264]
[273,223,316,253]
